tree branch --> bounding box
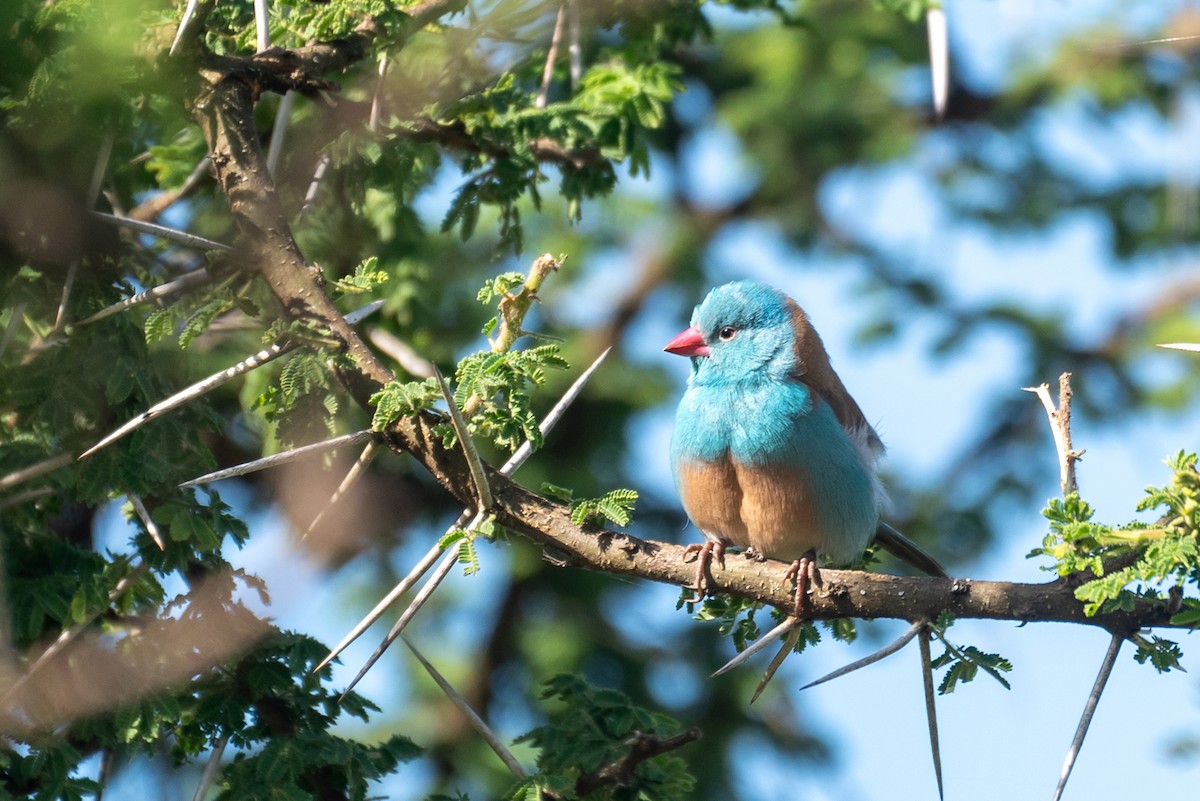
[186,36,394,404]
[184,7,1184,641]
[575,728,703,796]
[402,118,606,171]
[1025,373,1081,496]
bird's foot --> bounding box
[783,550,821,618]
[682,539,727,603]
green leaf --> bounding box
[570,488,638,527]
[331,256,390,297]
[370,377,440,429]
[1170,598,1200,628]
[144,307,176,344]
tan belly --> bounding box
[677,456,824,562]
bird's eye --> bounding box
[718,326,736,341]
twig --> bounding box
[1096,34,1200,50]
[501,346,608,474]
[1052,633,1123,801]
[298,154,331,218]
[82,300,382,461]
[1024,373,1080,496]
[402,119,604,171]
[490,253,561,353]
[536,6,566,109]
[266,91,296,176]
[750,623,800,704]
[79,341,299,461]
[129,157,213,222]
[369,55,389,131]
[574,728,703,796]
[97,749,113,801]
[314,540,444,674]
[169,0,207,56]
[0,487,56,511]
[401,635,528,778]
[87,132,115,208]
[919,626,944,801]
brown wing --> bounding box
[785,299,885,460]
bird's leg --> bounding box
[682,538,728,603]
[783,549,821,617]
[752,550,821,699]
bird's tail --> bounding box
[874,521,948,578]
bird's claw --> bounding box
[682,539,727,602]
[784,551,820,618]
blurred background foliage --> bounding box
[3,0,1200,799]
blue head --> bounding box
[664,281,798,385]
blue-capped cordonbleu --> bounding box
[665,280,945,612]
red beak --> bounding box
[664,326,710,357]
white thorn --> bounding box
[170,0,201,56]
[339,545,462,700]
[919,626,944,801]
[433,366,493,512]
[401,635,529,779]
[800,621,922,690]
[80,341,297,461]
[179,431,374,488]
[927,6,949,121]
[1052,634,1122,801]
[711,616,800,678]
[301,440,380,540]
[91,211,233,252]
[190,732,230,801]
[76,269,210,327]
[129,494,165,550]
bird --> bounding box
[664,280,945,612]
